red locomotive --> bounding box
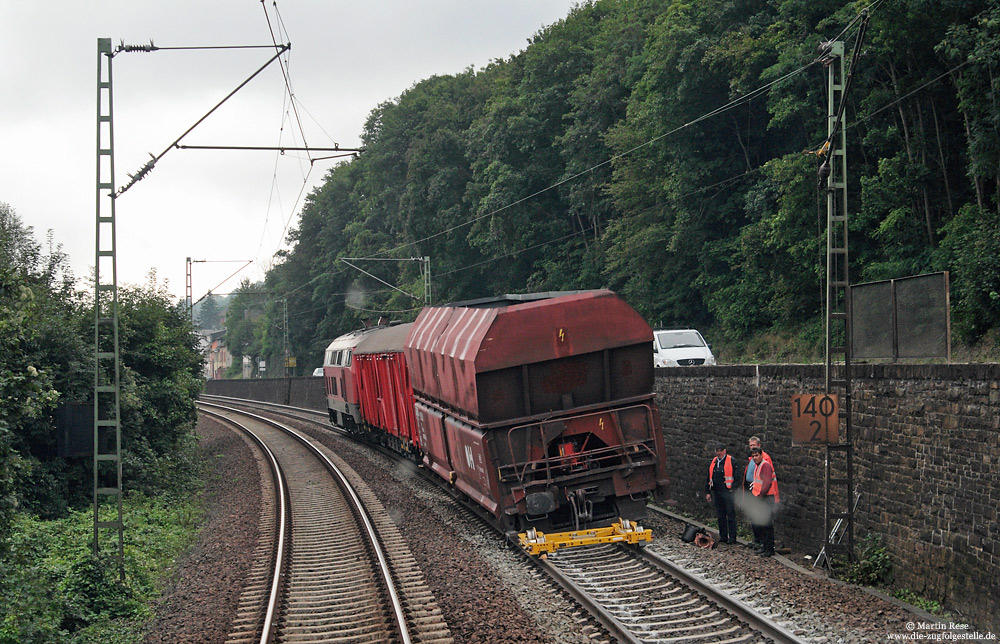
[323,290,668,533]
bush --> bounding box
[844,533,893,587]
[0,490,204,644]
[59,555,148,631]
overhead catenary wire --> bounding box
[192,260,254,308]
[115,43,290,197]
[261,0,311,158]
[255,0,356,268]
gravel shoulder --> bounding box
[141,417,261,644]
[645,508,949,643]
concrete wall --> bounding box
[205,377,326,411]
[653,363,999,631]
[203,365,1000,629]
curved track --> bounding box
[201,395,804,644]
[200,402,452,644]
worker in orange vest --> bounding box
[743,435,779,550]
[750,446,777,557]
[705,443,737,545]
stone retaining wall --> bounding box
[205,376,326,411]
[654,364,999,631]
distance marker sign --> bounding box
[791,394,840,444]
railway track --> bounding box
[199,402,452,644]
[536,542,804,643]
[200,396,805,644]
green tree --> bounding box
[194,295,224,330]
[261,0,1000,361]
[0,203,82,525]
[223,279,269,377]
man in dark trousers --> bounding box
[743,435,779,550]
[750,446,777,557]
[705,443,737,545]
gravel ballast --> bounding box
[142,413,958,643]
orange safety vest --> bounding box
[747,451,780,502]
[752,458,777,497]
[708,454,734,490]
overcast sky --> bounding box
[1,1,579,304]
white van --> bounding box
[652,329,716,367]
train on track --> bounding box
[322,290,669,534]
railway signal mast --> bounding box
[93,34,359,581]
[814,10,869,569]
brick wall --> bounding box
[654,364,1000,631]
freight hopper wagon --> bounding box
[323,322,418,454]
[352,322,419,456]
[404,290,669,534]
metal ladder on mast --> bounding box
[822,40,855,567]
[94,37,125,580]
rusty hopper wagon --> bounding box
[404,290,668,533]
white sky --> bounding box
[1,1,579,303]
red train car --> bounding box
[404,290,668,533]
[323,323,416,441]
[352,322,419,455]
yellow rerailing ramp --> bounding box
[517,518,652,556]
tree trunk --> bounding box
[962,112,985,209]
[915,100,935,246]
[889,63,915,163]
[931,100,954,217]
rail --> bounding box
[199,401,413,644]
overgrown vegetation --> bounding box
[1,202,205,643]
[843,533,894,587]
[1,492,205,643]
[894,588,945,615]
[834,534,949,618]
[224,0,1000,373]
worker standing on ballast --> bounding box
[705,443,737,545]
[750,446,777,557]
[743,435,779,550]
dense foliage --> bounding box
[230,0,1000,372]
[1,493,204,643]
[1,202,205,642]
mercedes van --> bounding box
[652,329,716,367]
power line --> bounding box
[116,44,290,197]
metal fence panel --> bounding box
[896,273,950,358]
[851,272,950,361]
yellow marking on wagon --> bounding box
[517,518,652,556]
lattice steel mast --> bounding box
[94,38,124,579]
[817,15,868,565]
